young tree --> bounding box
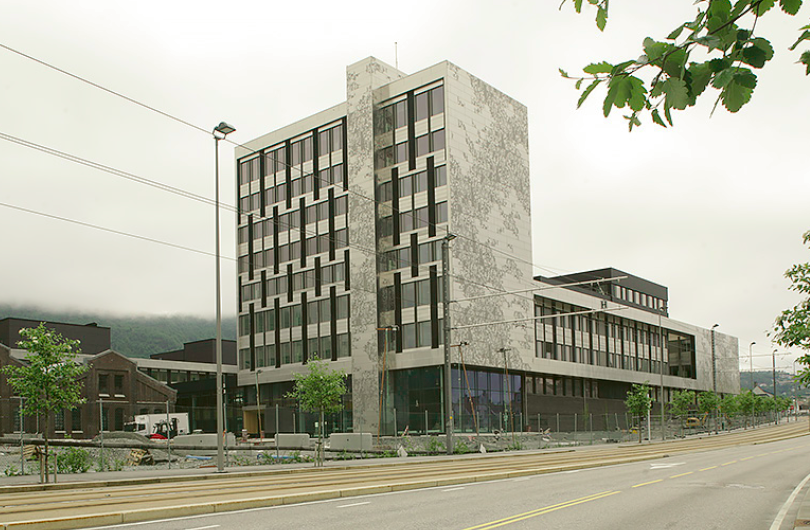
[773,231,810,380]
[1,324,87,482]
[670,389,696,419]
[698,391,721,431]
[625,383,653,443]
[737,390,756,427]
[561,0,810,129]
[285,356,347,466]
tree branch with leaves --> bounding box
[561,0,810,130]
[1,324,87,483]
[285,356,347,466]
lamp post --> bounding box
[213,121,235,473]
[711,324,719,394]
[659,306,667,441]
[749,341,756,390]
[442,233,456,455]
[255,368,264,439]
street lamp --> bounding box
[255,368,264,439]
[214,121,235,473]
[749,342,756,390]
[442,232,456,455]
[711,324,719,394]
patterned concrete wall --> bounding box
[444,62,534,373]
[345,57,403,434]
[695,329,740,395]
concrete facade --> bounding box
[234,57,740,436]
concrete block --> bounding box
[329,433,372,451]
[276,433,310,449]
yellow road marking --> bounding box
[721,461,737,466]
[699,466,717,471]
[632,479,663,488]
[740,456,755,461]
[462,490,620,530]
[670,471,694,479]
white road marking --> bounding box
[337,502,370,509]
[650,462,685,470]
[512,477,530,482]
[442,487,465,492]
[186,526,220,530]
[769,470,810,530]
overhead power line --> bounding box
[0,200,228,260]
[0,40,564,290]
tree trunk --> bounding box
[43,414,50,484]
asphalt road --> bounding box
[84,434,810,530]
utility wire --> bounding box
[0,129,534,304]
[0,43,210,136]
[0,40,566,292]
[0,201,227,260]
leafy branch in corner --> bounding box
[560,0,810,130]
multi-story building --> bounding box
[235,57,739,437]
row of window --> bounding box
[380,239,445,272]
[533,297,696,378]
[239,333,351,369]
[379,202,448,238]
[240,164,346,213]
[526,375,600,399]
[240,262,347,301]
[375,130,446,169]
[375,85,445,135]
[401,319,443,350]
[379,277,445,312]
[613,285,665,311]
[239,124,345,185]
[377,166,447,203]
[138,367,214,385]
[239,295,350,336]
[97,373,125,396]
[239,230,349,271]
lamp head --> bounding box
[213,121,236,138]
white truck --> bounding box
[124,413,189,439]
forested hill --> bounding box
[0,304,236,358]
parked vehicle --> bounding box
[124,413,189,439]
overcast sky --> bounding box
[1,1,808,372]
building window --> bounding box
[71,407,82,432]
[98,374,109,396]
[114,408,124,431]
[114,375,124,396]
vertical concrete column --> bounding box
[345,58,402,434]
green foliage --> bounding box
[426,436,445,454]
[454,442,472,454]
[720,394,740,418]
[57,446,92,474]
[625,383,652,442]
[697,391,721,414]
[507,440,524,451]
[3,465,21,477]
[737,390,756,416]
[286,357,347,416]
[773,231,810,385]
[2,324,88,421]
[561,0,810,128]
[625,383,653,417]
[669,389,695,417]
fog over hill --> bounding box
[0,304,236,358]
